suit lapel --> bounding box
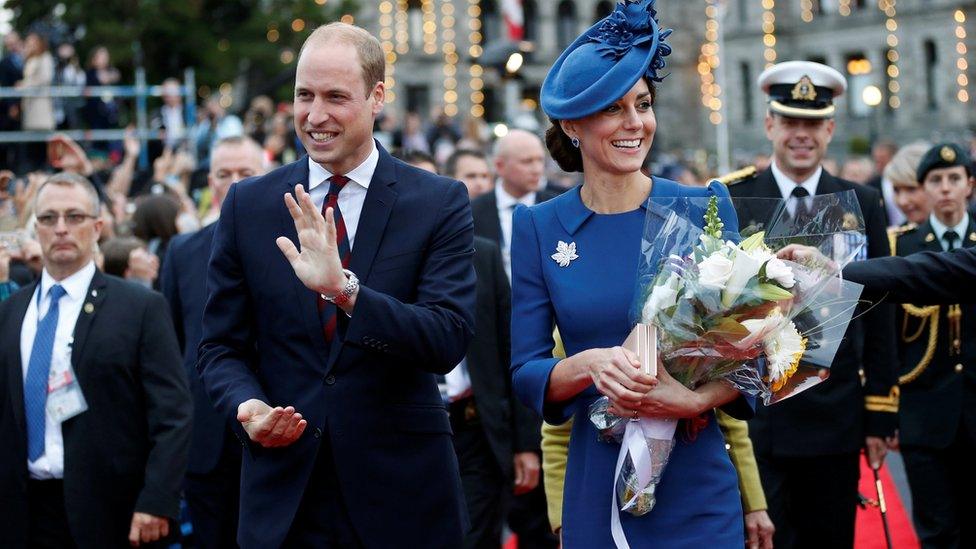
[348,145,398,284]
[5,282,38,435]
[814,170,842,196]
[71,271,108,374]
[327,145,399,370]
[276,158,331,363]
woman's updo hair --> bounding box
[544,79,657,174]
[545,121,584,173]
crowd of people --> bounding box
[2,1,976,548]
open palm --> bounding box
[276,184,346,295]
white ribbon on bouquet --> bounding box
[610,417,677,549]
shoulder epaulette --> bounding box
[715,165,757,186]
[887,223,917,255]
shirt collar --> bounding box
[495,181,537,211]
[771,160,822,199]
[928,212,970,243]
[307,141,379,192]
[39,261,96,303]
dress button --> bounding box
[325,375,336,385]
[313,428,322,439]
[955,363,964,373]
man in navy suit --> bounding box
[161,136,266,549]
[198,22,475,548]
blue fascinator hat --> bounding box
[540,0,672,120]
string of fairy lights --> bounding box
[879,0,900,109]
[422,0,438,55]
[441,0,459,116]
[800,0,814,23]
[379,1,397,104]
[699,0,722,126]
[468,0,485,118]
[761,0,776,67]
[395,0,409,55]
[955,10,970,103]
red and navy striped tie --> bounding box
[319,174,351,342]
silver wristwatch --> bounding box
[322,269,359,306]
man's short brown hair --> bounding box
[300,22,385,97]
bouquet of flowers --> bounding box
[591,191,867,531]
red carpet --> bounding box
[855,455,919,549]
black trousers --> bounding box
[184,441,242,549]
[451,401,507,549]
[901,423,976,549]
[27,479,76,549]
[283,437,363,548]
[757,452,860,549]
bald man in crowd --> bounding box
[472,129,560,280]
[160,136,266,549]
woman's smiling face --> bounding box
[562,79,657,177]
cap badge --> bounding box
[940,146,957,163]
[791,75,817,101]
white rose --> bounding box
[764,257,795,288]
[698,251,734,291]
[643,272,681,320]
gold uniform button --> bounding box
[955,364,964,373]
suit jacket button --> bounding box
[313,428,322,439]
[325,375,336,385]
[956,363,964,373]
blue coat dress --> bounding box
[510,178,750,548]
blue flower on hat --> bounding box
[591,0,672,81]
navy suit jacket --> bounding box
[161,223,234,475]
[198,144,475,548]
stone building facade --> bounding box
[356,1,974,161]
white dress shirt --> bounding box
[443,358,473,402]
[495,182,538,280]
[307,143,379,250]
[20,261,96,479]
[771,160,821,217]
[929,213,970,252]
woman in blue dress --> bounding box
[509,1,753,547]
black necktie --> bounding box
[944,230,959,251]
[791,186,812,222]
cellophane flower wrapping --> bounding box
[589,190,867,518]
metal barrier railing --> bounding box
[0,67,196,169]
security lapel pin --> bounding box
[84,303,94,314]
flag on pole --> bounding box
[502,0,524,41]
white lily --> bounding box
[643,271,682,321]
[736,309,786,350]
[721,244,769,307]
